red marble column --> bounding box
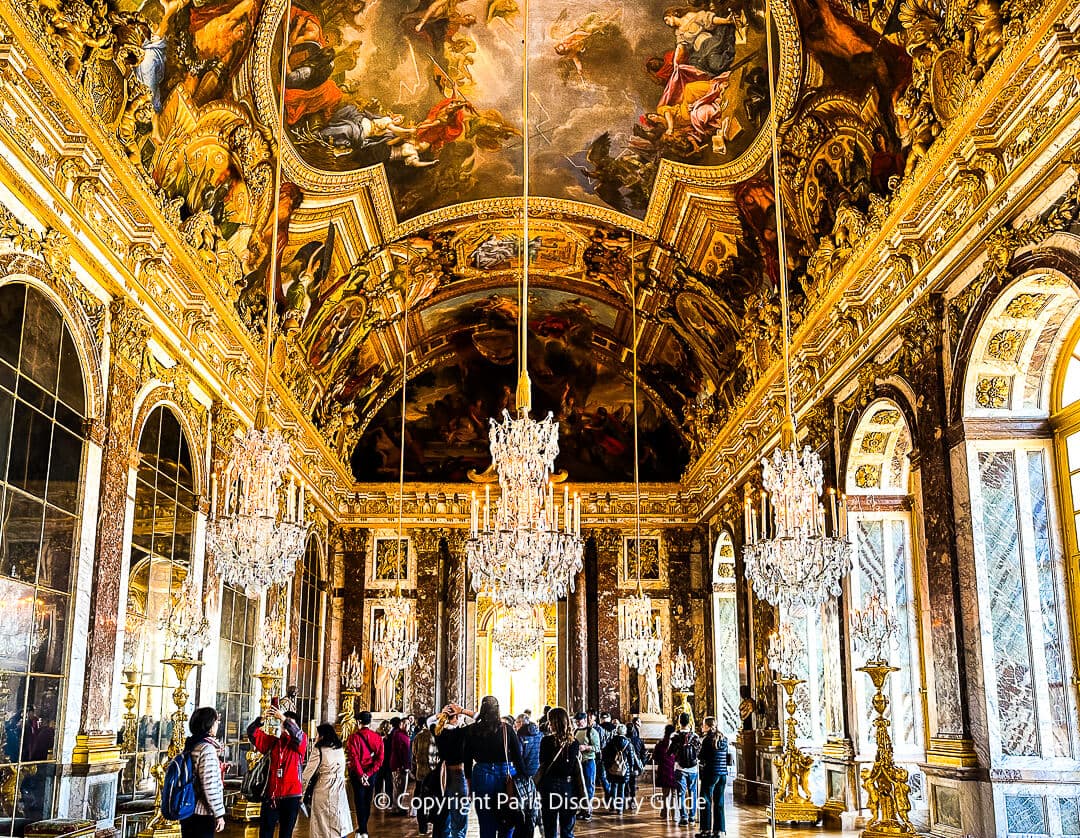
[593,528,620,716]
[568,568,588,714]
[442,530,468,707]
[410,528,442,715]
[81,299,147,732]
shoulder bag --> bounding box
[499,724,541,831]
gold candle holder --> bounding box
[338,690,363,741]
[140,656,204,838]
[858,661,915,838]
[771,676,820,824]
[122,667,140,756]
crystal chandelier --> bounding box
[493,604,545,672]
[851,584,900,663]
[465,0,583,605]
[206,61,309,599]
[742,57,850,612]
[160,572,211,659]
[768,620,806,680]
[619,234,663,672]
[371,284,418,673]
[671,647,696,692]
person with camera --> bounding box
[248,706,309,838]
[436,703,473,838]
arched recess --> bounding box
[0,279,91,829]
[474,599,557,717]
[121,403,198,797]
[959,268,1080,778]
[711,531,740,735]
[844,399,925,770]
[291,534,326,726]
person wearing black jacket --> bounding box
[536,708,581,838]
[464,695,525,838]
[697,717,729,837]
[625,719,647,811]
[600,724,641,815]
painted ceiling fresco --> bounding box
[49,0,965,484]
[351,287,690,482]
[279,0,770,219]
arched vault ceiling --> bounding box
[124,0,921,481]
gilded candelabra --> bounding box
[858,662,915,837]
[122,666,140,755]
[671,647,696,728]
[140,656,204,837]
[338,646,364,741]
[772,675,820,824]
[851,585,914,837]
[768,624,819,824]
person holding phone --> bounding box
[248,705,309,838]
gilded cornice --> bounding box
[0,1,354,516]
[682,0,1080,519]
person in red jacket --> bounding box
[386,717,412,815]
[345,711,384,838]
[248,706,309,838]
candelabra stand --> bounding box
[339,690,363,742]
[772,676,820,825]
[229,669,283,822]
[140,657,204,838]
[858,662,915,838]
[122,667,140,756]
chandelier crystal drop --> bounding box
[372,596,419,672]
[493,604,545,672]
[619,593,663,671]
[207,426,309,598]
[743,438,851,612]
[671,646,696,692]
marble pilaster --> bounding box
[592,528,621,715]
[410,528,443,715]
[568,568,588,714]
[80,298,147,733]
[441,530,468,706]
[337,527,368,706]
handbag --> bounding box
[303,748,321,810]
[534,742,566,789]
[499,724,541,831]
[241,752,269,802]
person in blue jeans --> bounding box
[697,717,729,837]
[436,704,475,838]
[464,696,525,838]
[671,713,700,826]
[573,713,599,820]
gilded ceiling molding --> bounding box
[683,3,1080,518]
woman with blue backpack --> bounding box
[173,707,226,838]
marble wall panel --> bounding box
[410,528,442,715]
[593,528,621,715]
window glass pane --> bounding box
[18,762,58,823]
[978,450,1039,756]
[55,327,84,415]
[46,425,82,514]
[0,284,25,367]
[0,388,13,484]
[1027,451,1072,758]
[0,675,28,761]
[889,519,918,748]
[19,291,61,394]
[31,591,67,676]
[1063,357,1080,409]
[157,412,180,483]
[8,401,51,495]
[22,677,61,760]
[0,578,37,673]
[39,509,75,594]
[3,492,43,585]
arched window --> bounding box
[962,273,1078,764]
[0,281,88,833]
[844,400,923,759]
[123,405,197,796]
[711,533,740,735]
[293,537,324,725]
[216,585,258,778]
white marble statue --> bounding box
[375,665,396,712]
[645,662,662,716]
